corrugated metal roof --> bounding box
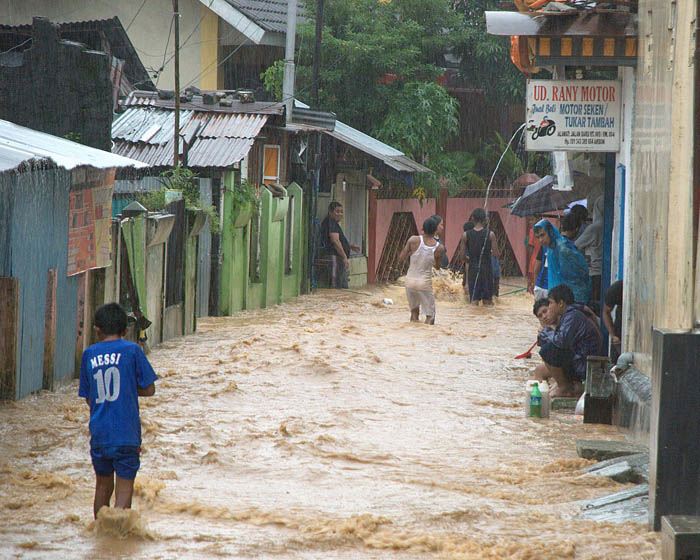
[291,100,429,174]
[327,121,431,174]
[0,119,147,173]
[111,106,269,168]
[121,90,284,115]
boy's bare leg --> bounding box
[425,315,435,325]
[410,308,420,322]
[113,475,135,510]
[483,299,494,306]
[94,474,114,519]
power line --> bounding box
[182,18,257,89]
[160,0,215,71]
[125,0,151,32]
[155,13,175,88]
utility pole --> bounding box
[312,0,324,109]
[173,0,180,167]
[282,0,297,122]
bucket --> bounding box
[525,380,550,418]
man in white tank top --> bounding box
[397,216,446,324]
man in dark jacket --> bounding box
[534,284,602,397]
[320,201,360,288]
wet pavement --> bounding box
[0,278,660,558]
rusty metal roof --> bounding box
[485,10,637,37]
[0,119,147,173]
[111,104,269,168]
[122,90,284,115]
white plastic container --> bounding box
[524,380,550,418]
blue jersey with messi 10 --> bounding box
[79,339,157,449]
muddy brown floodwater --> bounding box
[0,278,660,559]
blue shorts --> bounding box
[91,446,141,480]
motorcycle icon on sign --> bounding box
[527,117,556,140]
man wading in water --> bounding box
[398,216,446,324]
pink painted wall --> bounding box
[444,198,527,274]
[371,197,527,280]
[373,198,436,272]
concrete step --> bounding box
[580,484,649,524]
[583,452,649,484]
[576,438,648,461]
[551,397,578,410]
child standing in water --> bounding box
[398,216,446,324]
[465,208,499,305]
[79,303,158,519]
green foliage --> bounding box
[475,132,524,182]
[524,151,552,178]
[64,132,84,144]
[291,0,461,132]
[452,0,525,104]
[260,0,526,200]
[376,82,459,163]
[136,167,220,233]
[261,60,285,101]
[137,188,167,212]
[231,179,260,212]
[159,167,200,208]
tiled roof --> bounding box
[222,0,306,33]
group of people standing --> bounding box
[398,208,502,324]
[526,197,626,398]
[527,198,603,311]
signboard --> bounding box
[525,80,621,152]
[67,168,115,276]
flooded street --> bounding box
[1,279,660,559]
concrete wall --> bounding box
[626,0,697,376]
[219,172,304,315]
[0,17,113,150]
[1,0,205,90]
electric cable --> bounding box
[126,0,151,32]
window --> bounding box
[262,145,280,185]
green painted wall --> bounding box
[219,178,304,315]
[121,216,147,310]
[184,233,197,335]
[282,183,303,300]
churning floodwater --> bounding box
[0,277,660,559]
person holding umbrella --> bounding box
[533,219,590,305]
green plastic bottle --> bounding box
[530,382,542,418]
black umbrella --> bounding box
[508,173,593,217]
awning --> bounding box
[486,10,637,68]
[0,119,147,173]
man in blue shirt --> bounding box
[79,303,157,519]
[533,284,601,398]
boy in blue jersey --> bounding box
[79,303,157,519]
